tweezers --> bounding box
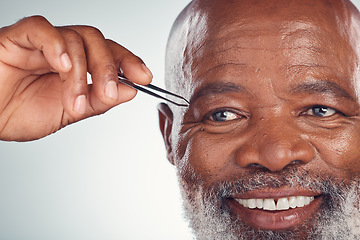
[118,74,190,107]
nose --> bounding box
[234,116,315,172]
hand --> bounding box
[0,16,153,141]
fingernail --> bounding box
[141,63,153,78]
[105,81,118,100]
[60,53,72,70]
[74,95,86,114]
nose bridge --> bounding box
[260,113,292,140]
[235,113,314,171]
[259,115,295,161]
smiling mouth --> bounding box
[235,196,315,211]
[227,192,323,230]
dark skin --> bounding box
[159,0,360,233]
[0,16,152,141]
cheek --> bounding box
[176,131,237,183]
[311,125,360,177]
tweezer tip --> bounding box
[118,75,190,107]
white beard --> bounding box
[177,168,360,240]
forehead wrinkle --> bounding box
[290,79,355,101]
[280,30,324,54]
[210,14,328,50]
[193,62,249,82]
[282,63,327,70]
[190,82,246,104]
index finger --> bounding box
[0,16,72,73]
[106,39,153,85]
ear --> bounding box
[158,103,175,165]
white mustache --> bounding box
[208,169,352,199]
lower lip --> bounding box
[227,196,323,230]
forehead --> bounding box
[177,0,360,102]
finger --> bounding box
[106,39,153,85]
[0,16,72,73]
[85,82,138,116]
[57,28,88,116]
[60,82,138,126]
[68,26,119,105]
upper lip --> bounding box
[231,187,322,199]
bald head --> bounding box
[165,0,360,100]
[160,1,360,238]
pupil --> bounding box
[314,107,327,116]
[214,111,228,121]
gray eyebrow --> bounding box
[190,82,246,103]
[290,80,355,101]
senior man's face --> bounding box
[160,0,360,238]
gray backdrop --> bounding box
[1,0,359,239]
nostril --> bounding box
[247,163,267,169]
[246,160,306,172]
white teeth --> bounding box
[255,199,263,209]
[289,196,297,208]
[248,199,257,209]
[277,197,290,210]
[235,196,315,211]
[243,199,249,208]
[297,196,305,207]
[263,199,276,210]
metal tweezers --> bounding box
[118,74,189,107]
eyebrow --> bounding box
[290,80,355,101]
[190,82,245,103]
[189,79,355,104]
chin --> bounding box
[177,169,360,239]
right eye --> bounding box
[208,110,241,122]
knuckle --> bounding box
[77,75,88,85]
[82,26,104,39]
[93,63,117,77]
[73,54,87,66]
[104,64,117,75]
[22,15,50,26]
[105,38,115,45]
[61,28,83,45]
[12,16,53,35]
[104,66,117,82]
[62,71,88,85]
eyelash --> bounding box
[203,105,344,123]
[203,108,246,122]
[300,105,344,118]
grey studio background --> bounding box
[1,0,360,239]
